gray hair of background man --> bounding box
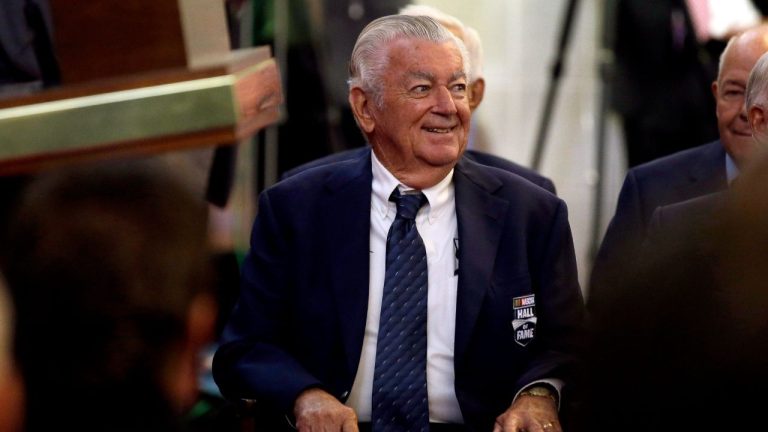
[746,51,768,110]
[463,26,484,80]
[347,14,470,106]
[398,4,484,81]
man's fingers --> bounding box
[495,415,523,432]
[341,417,359,432]
[540,419,561,432]
[525,420,561,432]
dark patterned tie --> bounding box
[372,189,429,432]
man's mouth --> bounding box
[424,126,454,134]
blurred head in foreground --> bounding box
[2,159,216,431]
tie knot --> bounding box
[390,189,427,220]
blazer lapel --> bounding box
[453,158,509,365]
[320,152,373,379]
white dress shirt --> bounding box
[346,152,463,424]
[725,152,739,184]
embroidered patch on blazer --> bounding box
[512,294,537,347]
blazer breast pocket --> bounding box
[489,273,537,348]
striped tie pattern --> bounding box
[372,189,429,432]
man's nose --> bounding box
[432,86,458,114]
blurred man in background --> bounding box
[590,24,768,305]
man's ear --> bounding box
[164,293,218,412]
[186,293,217,347]
[468,77,485,111]
[749,104,767,138]
[349,87,376,134]
[711,80,719,100]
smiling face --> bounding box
[713,34,768,166]
[352,38,470,187]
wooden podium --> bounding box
[0,0,282,176]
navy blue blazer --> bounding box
[589,140,727,303]
[641,192,727,272]
[282,147,557,195]
[214,153,583,431]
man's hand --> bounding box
[293,388,359,432]
[493,394,561,432]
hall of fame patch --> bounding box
[512,294,537,347]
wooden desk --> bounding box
[0,47,281,176]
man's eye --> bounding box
[411,85,430,93]
[452,83,467,93]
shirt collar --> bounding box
[371,151,454,223]
[725,152,739,185]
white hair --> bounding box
[746,51,768,110]
[347,15,470,105]
[463,26,484,80]
[398,5,483,81]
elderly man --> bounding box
[642,49,768,242]
[589,24,768,304]
[281,6,556,195]
[213,15,583,432]
[641,49,768,235]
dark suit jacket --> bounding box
[588,140,727,304]
[646,192,726,246]
[214,153,583,431]
[282,147,557,194]
[582,191,749,431]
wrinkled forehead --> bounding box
[722,40,768,82]
[384,37,467,77]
